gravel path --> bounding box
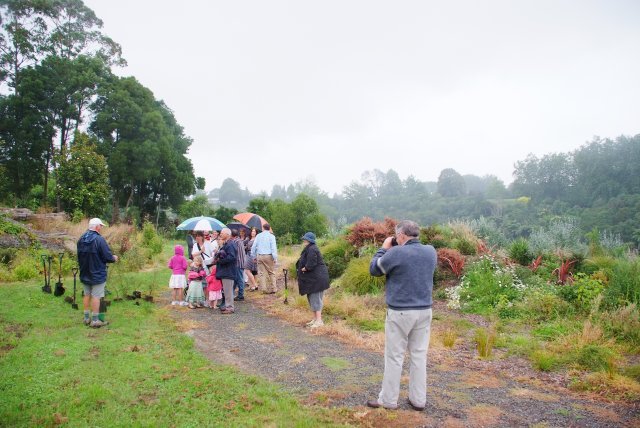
[168,294,639,427]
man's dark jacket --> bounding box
[215,240,237,280]
[77,230,116,285]
[296,243,330,296]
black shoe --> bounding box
[236,296,245,301]
[407,399,425,411]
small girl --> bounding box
[167,245,188,306]
[206,265,223,309]
[186,253,207,309]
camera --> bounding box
[391,237,398,246]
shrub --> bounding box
[447,221,479,255]
[597,304,640,347]
[141,222,163,258]
[570,372,640,402]
[532,321,574,341]
[287,260,297,280]
[0,216,27,235]
[468,217,508,248]
[528,218,587,259]
[341,257,385,295]
[120,246,147,271]
[623,364,640,382]
[576,344,616,372]
[515,288,573,322]
[447,255,525,313]
[9,251,40,281]
[603,257,640,307]
[346,217,397,249]
[320,238,355,280]
[420,224,452,248]
[573,273,606,312]
[436,248,465,278]
[531,350,560,371]
[452,237,477,256]
[508,238,531,265]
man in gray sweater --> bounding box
[367,220,437,411]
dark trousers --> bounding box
[233,267,244,299]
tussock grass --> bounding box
[474,327,497,358]
[570,371,640,401]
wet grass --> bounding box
[0,274,351,427]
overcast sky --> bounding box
[84,0,640,195]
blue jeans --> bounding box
[234,267,244,299]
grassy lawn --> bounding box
[0,272,350,427]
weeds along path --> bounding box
[167,294,639,427]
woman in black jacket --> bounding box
[296,232,330,328]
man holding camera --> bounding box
[367,220,437,411]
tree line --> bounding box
[208,135,639,247]
[0,0,202,222]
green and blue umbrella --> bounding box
[176,216,226,232]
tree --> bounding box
[246,196,271,219]
[219,177,243,204]
[56,132,108,216]
[91,76,195,222]
[178,195,215,219]
[437,168,466,197]
[290,194,327,238]
[0,92,53,199]
[1,0,124,93]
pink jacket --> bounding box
[206,267,223,292]
[168,245,188,274]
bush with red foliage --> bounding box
[437,248,465,278]
[346,217,398,249]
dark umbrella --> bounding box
[233,212,268,231]
[227,222,251,236]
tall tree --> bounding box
[91,76,196,222]
[437,168,466,197]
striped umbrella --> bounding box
[232,212,268,231]
[176,216,226,231]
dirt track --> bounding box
[167,291,639,428]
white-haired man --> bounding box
[77,218,118,328]
[215,227,238,314]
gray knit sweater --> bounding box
[369,239,437,310]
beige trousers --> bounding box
[378,308,432,408]
[257,254,277,292]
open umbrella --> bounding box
[233,212,268,231]
[227,222,251,236]
[176,216,226,231]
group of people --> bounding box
[168,223,281,315]
[77,217,437,412]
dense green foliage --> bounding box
[0,0,200,221]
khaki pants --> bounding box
[378,308,432,408]
[257,254,277,292]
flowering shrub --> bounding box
[346,217,397,249]
[446,254,526,313]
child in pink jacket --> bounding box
[168,245,188,306]
[206,266,223,309]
